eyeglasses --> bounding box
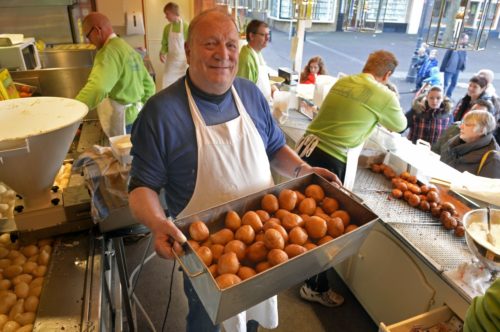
[254,32,270,38]
[86,26,96,39]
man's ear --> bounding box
[382,70,392,83]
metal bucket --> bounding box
[174,174,379,324]
[462,208,500,271]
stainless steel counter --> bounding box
[10,66,91,99]
[34,231,104,331]
[352,169,482,303]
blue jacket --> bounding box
[418,58,438,79]
[423,67,442,87]
[440,49,466,74]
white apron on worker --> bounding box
[343,143,363,190]
[97,98,141,138]
[162,19,188,89]
[177,81,278,332]
[250,48,272,103]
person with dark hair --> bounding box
[406,86,452,144]
[300,56,327,84]
[128,8,340,332]
[76,12,155,137]
[453,75,495,122]
[440,110,500,178]
[476,69,497,97]
[296,50,406,307]
[440,34,468,98]
[237,19,276,102]
[160,2,189,89]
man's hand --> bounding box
[300,164,342,187]
[152,218,187,260]
[160,54,166,63]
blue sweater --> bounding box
[130,75,286,217]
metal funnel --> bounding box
[0,97,88,210]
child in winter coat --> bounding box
[406,86,453,145]
[422,67,442,88]
[415,49,438,91]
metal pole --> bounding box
[406,0,432,83]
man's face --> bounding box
[460,34,469,47]
[84,22,103,49]
[165,10,177,23]
[186,14,239,95]
[249,25,270,51]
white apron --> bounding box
[161,19,188,89]
[97,98,142,138]
[250,48,272,103]
[178,81,278,332]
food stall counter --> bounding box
[277,110,496,326]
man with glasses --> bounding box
[76,12,155,137]
[237,19,276,102]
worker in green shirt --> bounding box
[464,278,500,332]
[237,20,276,103]
[76,12,155,138]
[296,50,407,308]
[160,2,189,89]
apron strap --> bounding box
[295,134,320,158]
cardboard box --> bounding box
[379,306,463,332]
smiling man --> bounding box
[128,8,340,332]
[237,19,275,102]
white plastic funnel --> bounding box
[0,97,88,210]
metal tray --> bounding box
[174,174,379,324]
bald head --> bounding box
[83,12,114,48]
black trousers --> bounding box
[303,147,346,292]
[302,146,347,184]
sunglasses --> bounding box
[86,26,96,39]
[254,32,270,38]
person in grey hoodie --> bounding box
[440,110,500,179]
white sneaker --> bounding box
[299,284,344,307]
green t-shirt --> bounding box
[76,37,155,124]
[306,73,407,162]
[160,21,189,55]
[464,278,500,332]
[237,45,259,83]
